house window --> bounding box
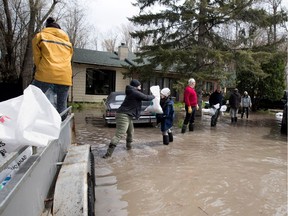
[86,68,115,95]
[206,82,214,94]
[142,77,176,97]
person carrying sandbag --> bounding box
[102,79,155,158]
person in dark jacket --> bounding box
[229,88,241,123]
[103,79,155,158]
[209,86,223,127]
[156,88,175,145]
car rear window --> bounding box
[115,95,125,101]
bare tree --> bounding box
[21,0,59,89]
[0,0,91,89]
[87,26,100,50]
[0,0,60,88]
[118,23,136,52]
[62,2,90,48]
[90,34,99,50]
[101,30,118,52]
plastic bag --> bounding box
[209,108,216,116]
[45,88,57,108]
[220,105,227,112]
[214,103,220,109]
[144,85,163,114]
[0,85,61,156]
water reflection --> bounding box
[74,109,287,216]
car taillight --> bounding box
[106,110,116,116]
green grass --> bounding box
[69,102,103,110]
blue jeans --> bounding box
[31,80,69,114]
[230,108,238,118]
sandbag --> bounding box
[144,85,163,114]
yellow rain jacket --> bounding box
[32,27,73,86]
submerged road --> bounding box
[75,109,287,216]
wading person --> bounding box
[32,17,73,116]
[209,85,223,127]
[229,88,241,123]
[241,91,252,119]
[103,79,155,158]
[181,78,199,133]
[156,88,175,145]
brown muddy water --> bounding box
[74,109,287,216]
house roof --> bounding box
[72,47,167,72]
[73,48,134,68]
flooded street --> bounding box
[74,109,287,216]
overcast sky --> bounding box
[85,0,288,34]
[82,0,287,50]
[85,0,139,34]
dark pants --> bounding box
[211,108,220,126]
[183,105,196,125]
[241,107,249,118]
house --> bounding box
[71,44,178,102]
[71,44,219,103]
[71,44,132,102]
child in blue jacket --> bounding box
[156,88,175,145]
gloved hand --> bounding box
[188,106,192,113]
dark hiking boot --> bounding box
[102,143,116,158]
[231,117,234,123]
[189,124,194,131]
[181,124,187,133]
[126,142,132,150]
[168,132,173,142]
[163,135,169,145]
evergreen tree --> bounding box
[128,0,287,94]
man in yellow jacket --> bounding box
[32,17,73,117]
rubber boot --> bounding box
[126,142,132,150]
[211,118,216,127]
[234,117,237,122]
[102,143,116,158]
[181,124,187,134]
[168,132,173,142]
[231,117,234,123]
[189,123,194,131]
[163,135,169,145]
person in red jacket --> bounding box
[181,78,199,133]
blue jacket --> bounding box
[156,97,174,132]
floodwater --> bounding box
[74,109,287,216]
